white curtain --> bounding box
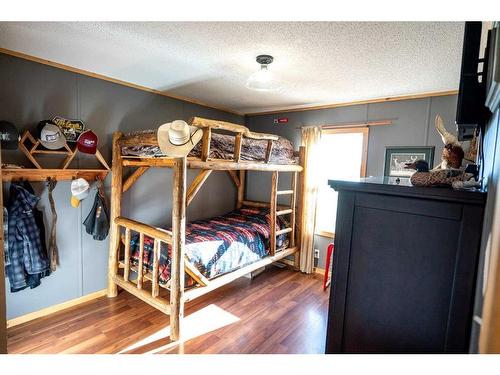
[300,126,322,273]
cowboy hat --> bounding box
[157,120,203,157]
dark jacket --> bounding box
[6,183,50,292]
[83,189,109,241]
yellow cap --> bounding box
[70,195,81,208]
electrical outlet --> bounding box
[314,249,320,259]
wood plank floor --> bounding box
[7,267,329,354]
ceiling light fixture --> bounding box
[246,54,281,91]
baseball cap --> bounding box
[77,130,98,154]
[0,121,20,150]
[37,120,67,150]
[70,178,90,208]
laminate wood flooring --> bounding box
[7,267,328,354]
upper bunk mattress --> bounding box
[129,207,290,287]
[121,130,297,164]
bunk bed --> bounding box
[107,117,305,341]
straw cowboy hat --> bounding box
[157,120,203,157]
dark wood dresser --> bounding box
[325,177,486,353]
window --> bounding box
[315,127,369,238]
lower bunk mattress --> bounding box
[129,207,290,288]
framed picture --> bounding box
[384,146,435,177]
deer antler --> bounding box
[435,115,460,146]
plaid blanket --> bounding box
[130,207,289,287]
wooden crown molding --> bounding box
[0,47,244,117]
[245,90,459,117]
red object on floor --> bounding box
[323,243,334,291]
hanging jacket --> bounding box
[6,183,50,292]
[83,187,110,241]
[3,208,9,268]
[18,181,49,259]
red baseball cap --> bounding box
[77,130,98,154]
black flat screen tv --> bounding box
[456,21,490,139]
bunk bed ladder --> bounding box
[270,171,298,256]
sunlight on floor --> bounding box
[118,304,240,354]
[300,308,327,353]
[307,308,324,326]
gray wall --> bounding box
[0,52,244,319]
[0,51,466,319]
[245,94,459,268]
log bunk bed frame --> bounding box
[107,117,305,341]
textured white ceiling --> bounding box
[0,22,464,114]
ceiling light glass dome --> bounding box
[246,55,281,91]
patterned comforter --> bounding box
[129,207,290,287]
[121,130,297,165]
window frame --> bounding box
[314,126,369,238]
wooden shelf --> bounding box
[0,130,112,182]
[1,168,109,182]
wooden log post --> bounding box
[295,146,306,268]
[265,140,274,163]
[137,233,145,290]
[186,169,212,207]
[151,239,160,298]
[242,200,290,211]
[234,133,242,162]
[184,262,209,287]
[114,217,173,242]
[226,170,240,188]
[186,159,302,172]
[237,170,246,209]
[184,246,298,303]
[123,167,149,192]
[122,158,177,168]
[170,157,187,341]
[201,128,211,162]
[290,171,298,248]
[270,171,278,256]
[189,117,278,141]
[107,131,123,297]
[123,228,131,282]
